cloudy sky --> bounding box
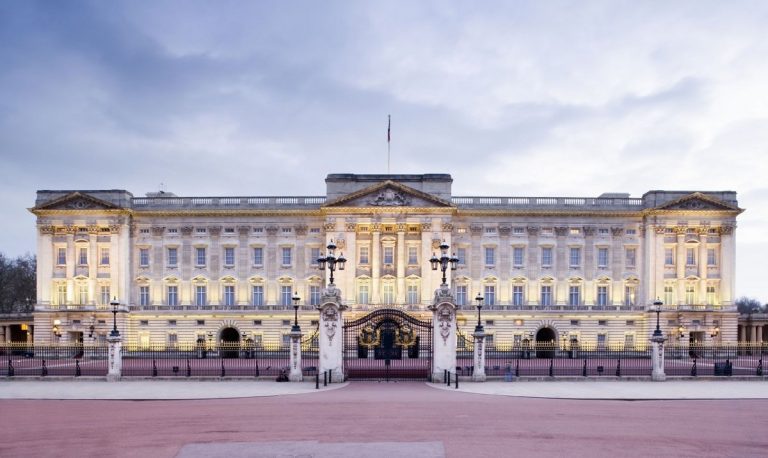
[1,1,766,301]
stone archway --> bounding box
[535,327,557,358]
[220,327,240,358]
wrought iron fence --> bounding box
[1,343,108,377]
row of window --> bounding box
[56,247,110,266]
[478,246,637,269]
[137,284,323,307]
[137,226,323,235]
[139,246,298,268]
[663,285,719,305]
[664,248,718,266]
[452,284,640,307]
[55,284,112,305]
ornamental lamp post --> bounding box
[429,240,459,286]
[317,240,347,285]
[109,297,120,337]
[652,298,663,338]
[474,293,484,333]
[291,292,301,333]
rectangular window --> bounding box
[167,248,178,266]
[139,286,150,306]
[597,248,609,268]
[282,247,292,266]
[100,285,110,305]
[625,248,636,268]
[706,285,716,305]
[310,248,321,266]
[359,246,369,265]
[685,285,695,304]
[485,247,495,266]
[568,285,580,306]
[512,285,524,306]
[195,285,207,306]
[253,247,263,266]
[310,285,321,306]
[455,285,467,306]
[167,286,178,306]
[358,284,369,304]
[223,285,235,306]
[100,248,110,265]
[665,248,674,266]
[57,247,67,265]
[407,284,419,305]
[624,334,635,349]
[457,248,467,265]
[78,284,88,304]
[196,247,206,266]
[168,333,178,348]
[540,285,552,306]
[383,246,394,264]
[484,285,496,306]
[596,286,608,307]
[569,247,581,267]
[78,247,88,265]
[139,248,150,267]
[686,248,696,266]
[280,285,292,306]
[224,247,235,266]
[512,247,524,267]
[541,247,552,267]
[597,334,607,349]
[382,283,395,304]
[707,248,717,266]
[624,286,636,306]
[408,247,418,265]
[252,285,264,306]
[664,285,674,305]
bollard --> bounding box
[186,359,191,377]
[515,359,519,377]
[447,371,451,386]
[583,359,587,377]
[41,359,48,377]
[455,372,459,389]
[616,359,621,377]
[315,371,319,389]
[328,369,332,384]
[549,359,553,377]
[153,359,158,377]
[444,369,448,384]
[324,371,328,387]
[221,360,226,378]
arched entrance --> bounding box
[220,327,240,358]
[535,327,557,358]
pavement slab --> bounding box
[176,440,445,458]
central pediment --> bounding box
[323,180,453,208]
[653,192,742,212]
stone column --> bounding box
[650,333,666,381]
[430,285,456,383]
[371,225,381,304]
[318,287,346,382]
[472,329,487,382]
[675,229,686,306]
[107,334,123,381]
[396,225,406,303]
[289,329,303,382]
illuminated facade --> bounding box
[31,174,743,348]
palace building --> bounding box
[30,173,742,349]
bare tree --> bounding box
[735,296,764,314]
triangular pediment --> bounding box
[654,192,741,212]
[34,192,120,211]
[323,180,453,208]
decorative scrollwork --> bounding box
[395,324,417,348]
[358,323,380,348]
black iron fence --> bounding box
[1,343,108,377]
[459,342,767,378]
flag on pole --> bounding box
[387,115,391,143]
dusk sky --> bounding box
[1,1,766,301]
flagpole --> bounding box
[387,114,391,174]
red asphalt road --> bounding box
[1,382,766,458]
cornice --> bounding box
[321,206,456,215]
[30,209,131,216]
[133,209,324,218]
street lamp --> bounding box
[52,319,62,340]
[429,240,459,286]
[291,292,301,332]
[207,331,214,350]
[474,293,484,333]
[317,240,347,285]
[109,297,120,337]
[652,298,663,338]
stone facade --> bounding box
[30,174,743,349]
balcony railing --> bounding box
[451,196,644,210]
[131,196,327,210]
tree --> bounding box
[735,296,764,314]
[0,253,36,313]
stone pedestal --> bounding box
[289,330,303,382]
[318,286,346,383]
[107,334,123,382]
[651,335,666,381]
[430,286,456,383]
[472,330,487,382]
